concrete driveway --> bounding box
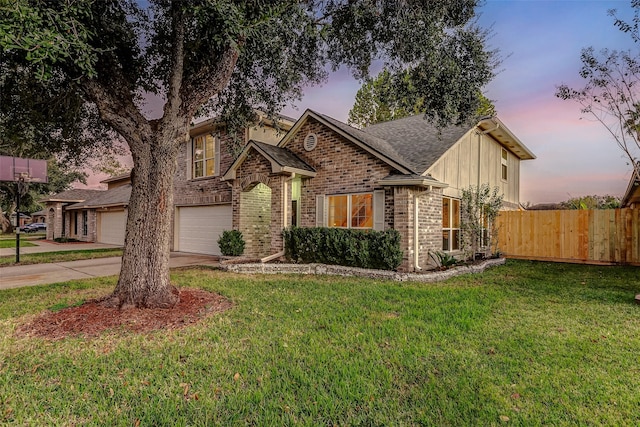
[0,239,220,290]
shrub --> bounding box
[429,251,458,269]
[218,230,245,256]
[282,227,403,270]
[53,237,80,243]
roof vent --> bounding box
[303,133,317,151]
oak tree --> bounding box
[1,0,497,308]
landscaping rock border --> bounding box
[221,257,506,282]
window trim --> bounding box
[190,133,220,180]
[326,192,374,229]
[316,190,386,231]
[442,197,460,252]
[501,148,508,182]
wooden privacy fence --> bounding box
[496,208,640,265]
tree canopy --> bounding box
[348,69,497,128]
[1,0,499,308]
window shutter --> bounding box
[186,138,193,179]
[316,195,325,227]
[214,135,221,176]
[373,190,385,231]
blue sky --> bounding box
[282,0,639,204]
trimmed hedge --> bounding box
[283,227,403,271]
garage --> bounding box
[175,205,232,255]
[98,210,127,245]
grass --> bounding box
[0,248,123,266]
[0,232,45,241]
[0,239,36,248]
[1,260,640,425]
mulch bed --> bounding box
[16,288,232,340]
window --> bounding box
[73,212,78,235]
[82,211,88,236]
[442,197,460,251]
[501,148,508,181]
[192,134,217,179]
[327,193,373,229]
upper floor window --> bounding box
[328,193,373,229]
[442,197,460,251]
[192,134,218,179]
[501,148,508,181]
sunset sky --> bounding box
[82,1,638,205]
[281,0,639,204]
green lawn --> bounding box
[1,260,639,425]
[0,239,36,248]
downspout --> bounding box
[413,194,422,271]
[261,172,296,263]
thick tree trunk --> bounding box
[106,123,186,309]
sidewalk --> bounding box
[0,241,220,290]
[0,239,122,257]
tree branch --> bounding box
[180,42,242,119]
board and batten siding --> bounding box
[426,129,521,206]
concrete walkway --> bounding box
[0,239,122,257]
[0,239,220,290]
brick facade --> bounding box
[229,116,447,271]
[287,118,397,229]
[173,130,235,207]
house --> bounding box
[41,188,105,241]
[171,113,294,254]
[9,212,31,228]
[223,110,535,271]
[41,112,294,252]
[30,210,47,223]
[40,174,130,243]
[622,168,640,208]
[65,173,131,244]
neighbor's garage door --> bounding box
[176,205,232,255]
[98,210,127,245]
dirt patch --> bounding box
[16,288,232,340]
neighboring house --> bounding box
[30,210,47,223]
[622,168,640,208]
[9,212,31,228]
[65,173,131,244]
[223,110,535,271]
[41,189,105,241]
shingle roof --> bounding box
[66,184,131,209]
[41,189,105,203]
[252,141,315,173]
[363,114,472,173]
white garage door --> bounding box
[176,205,232,255]
[98,210,127,245]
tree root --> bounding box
[97,285,180,310]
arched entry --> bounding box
[239,182,272,258]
